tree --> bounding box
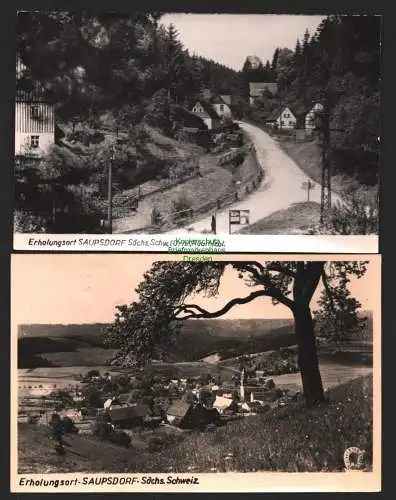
[105,261,367,407]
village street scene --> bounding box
[14,13,380,236]
[13,255,377,474]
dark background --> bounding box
[0,1,390,499]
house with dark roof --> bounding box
[249,82,278,105]
[190,100,221,130]
[210,94,232,120]
[15,56,55,158]
[108,404,152,428]
[167,400,221,430]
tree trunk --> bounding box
[293,305,325,406]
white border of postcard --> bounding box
[10,254,381,492]
[14,233,379,253]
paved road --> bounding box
[167,121,339,235]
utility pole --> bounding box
[107,145,115,234]
[320,103,331,224]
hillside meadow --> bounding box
[17,375,373,473]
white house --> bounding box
[305,102,324,130]
[191,100,221,130]
[15,57,55,158]
[210,94,232,119]
[266,106,297,130]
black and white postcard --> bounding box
[10,254,381,492]
[13,13,380,252]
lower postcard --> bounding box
[10,253,381,492]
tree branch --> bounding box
[174,288,294,320]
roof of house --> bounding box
[266,105,300,122]
[213,395,233,411]
[109,404,151,422]
[191,100,221,120]
[249,82,278,96]
[173,105,208,129]
[219,94,232,105]
[266,106,288,121]
[15,88,49,103]
[167,400,191,419]
[210,94,229,106]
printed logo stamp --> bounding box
[343,447,365,470]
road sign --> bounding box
[301,180,315,202]
[229,209,250,234]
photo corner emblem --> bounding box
[343,447,365,470]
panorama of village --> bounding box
[15,257,376,475]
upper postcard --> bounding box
[13,12,380,253]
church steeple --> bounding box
[240,368,245,402]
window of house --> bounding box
[30,135,40,148]
[30,105,40,119]
[220,104,224,112]
[284,113,289,118]
[289,121,294,126]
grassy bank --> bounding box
[240,202,321,235]
[18,375,373,473]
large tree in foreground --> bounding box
[105,261,367,406]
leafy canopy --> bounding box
[105,261,367,366]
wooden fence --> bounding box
[127,149,263,234]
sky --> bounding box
[160,14,326,71]
[11,255,379,325]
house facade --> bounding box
[249,82,278,105]
[266,107,297,130]
[211,95,232,119]
[191,100,221,130]
[305,102,324,130]
[15,90,55,158]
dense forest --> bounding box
[16,12,243,126]
[244,16,380,184]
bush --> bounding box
[218,148,246,168]
[82,385,104,409]
[151,207,163,227]
[14,210,49,233]
[27,414,40,424]
[62,416,79,434]
[92,414,112,440]
[325,191,378,235]
[172,195,193,222]
[110,429,131,448]
[148,436,165,452]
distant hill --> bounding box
[17,313,372,369]
[18,318,294,368]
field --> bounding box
[17,375,373,473]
